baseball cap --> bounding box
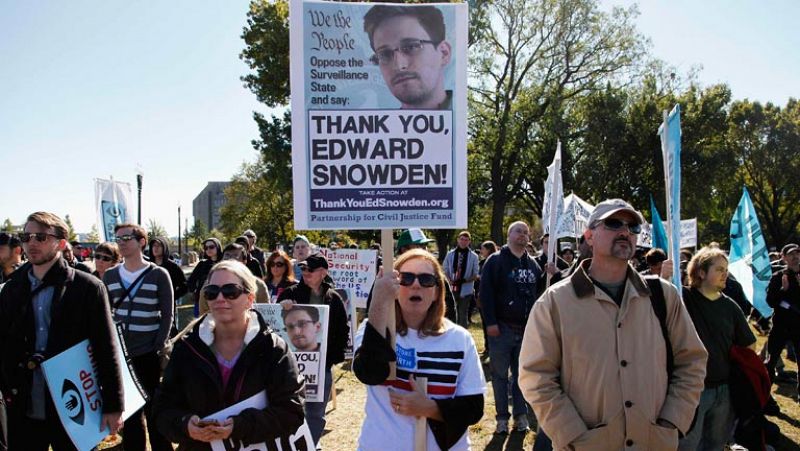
[587,198,644,228]
[781,243,800,256]
[0,233,21,248]
[298,253,328,271]
[396,228,433,250]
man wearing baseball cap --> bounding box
[278,253,349,448]
[0,233,23,285]
[519,199,707,450]
[765,243,800,399]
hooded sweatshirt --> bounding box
[150,237,188,301]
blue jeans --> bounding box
[678,384,734,451]
[305,367,333,449]
[488,323,528,420]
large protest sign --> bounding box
[555,193,593,239]
[318,248,377,309]
[94,178,134,243]
[290,0,468,229]
[637,218,697,249]
[205,391,315,451]
[334,288,358,359]
[658,104,683,291]
[41,328,147,451]
[728,187,772,318]
[254,304,329,402]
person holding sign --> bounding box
[354,249,485,450]
[153,260,305,450]
[0,212,124,450]
[364,5,452,110]
[278,253,349,448]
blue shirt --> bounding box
[27,269,55,420]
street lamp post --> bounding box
[178,204,182,257]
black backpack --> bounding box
[645,276,674,379]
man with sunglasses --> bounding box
[364,5,452,110]
[277,253,349,449]
[0,212,124,450]
[0,233,23,285]
[102,223,174,451]
[519,199,707,450]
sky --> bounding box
[1,0,797,238]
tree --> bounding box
[147,219,168,241]
[727,98,800,246]
[469,0,646,242]
[86,224,100,243]
[64,214,78,242]
[2,218,13,233]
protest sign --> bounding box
[94,178,134,243]
[206,391,315,451]
[254,304,329,402]
[318,248,377,309]
[290,0,468,229]
[637,218,697,250]
[334,288,358,359]
[41,328,147,451]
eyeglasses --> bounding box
[370,39,437,66]
[399,272,438,288]
[596,218,642,235]
[94,254,115,262]
[284,320,314,331]
[114,234,139,243]
[203,283,249,301]
[270,261,285,268]
[20,232,60,243]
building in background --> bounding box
[193,181,230,231]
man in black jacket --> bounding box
[765,243,800,399]
[0,211,123,450]
[277,253,349,448]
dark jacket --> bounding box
[153,311,304,451]
[150,237,188,301]
[766,267,800,328]
[278,281,349,369]
[479,246,544,329]
[0,258,124,415]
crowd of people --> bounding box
[0,203,797,450]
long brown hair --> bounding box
[394,249,446,337]
[267,250,296,284]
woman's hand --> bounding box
[388,375,442,421]
[187,415,219,442]
[207,418,234,440]
[367,268,399,337]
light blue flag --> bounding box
[658,104,682,290]
[649,195,669,253]
[728,187,773,318]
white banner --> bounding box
[543,143,563,263]
[207,391,315,451]
[290,0,469,229]
[94,178,134,243]
[318,248,377,309]
[555,193,594,239]
[638,218,697,249]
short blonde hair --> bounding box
[687,247,728,288]
[205,260,257,296]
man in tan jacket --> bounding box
[519,199,707,450]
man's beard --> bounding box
[611,239,634,260]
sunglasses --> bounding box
[399,272,438,288]
[284,319,314,331]
[598,218,642,235]
[203,283,249,301]
[203,245,216,250]
[20,232,60,243]
[94,254,115,262]
[270,261,285,268]
[114,234,139,243]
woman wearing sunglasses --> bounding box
[92,241,121,280]
[265,250,297,302]
[153,260,305,450]
[353,249,486,450]
[187,238,223,316]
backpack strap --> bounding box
[645,276,674,379]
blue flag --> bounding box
[727,187,773,318]
[649,195,668,253]
[658,104,682,290]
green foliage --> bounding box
[240,0,290,108]
[86,224,100,243]
[64,215,78,242]
[2,218,14,233]
[146,219,169,243]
